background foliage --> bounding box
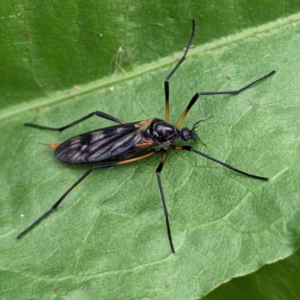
[1,1,300,299]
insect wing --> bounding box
[55,120,153,163]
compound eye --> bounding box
[181,128,190,141]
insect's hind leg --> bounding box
[25,111,126,132]
[17,151,156,239]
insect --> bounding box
[17,20,275,253]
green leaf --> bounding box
[1,1,300,299]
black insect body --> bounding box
[18,21,275,253]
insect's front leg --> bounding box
[176,70,275,128]
[164,20,195,122]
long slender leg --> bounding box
[25,111,126,132]
[156,151,175,253]
[17,151,156,239]
[175,145,268,180]
[164,20,195,122]
[176,70,276,128]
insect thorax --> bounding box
[144,118,181,151]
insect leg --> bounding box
[25,111,126,132]
[164,20,195,122]
[176,70,276,128]
[156,151,175,253]
[175,145,268,180]
[17,168,93,239]
[17,151,156,239]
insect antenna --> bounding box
[190,115,214,132]
[189,116,214,146]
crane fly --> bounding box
[17,20,275,253]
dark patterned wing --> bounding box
[54,119,154,163]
